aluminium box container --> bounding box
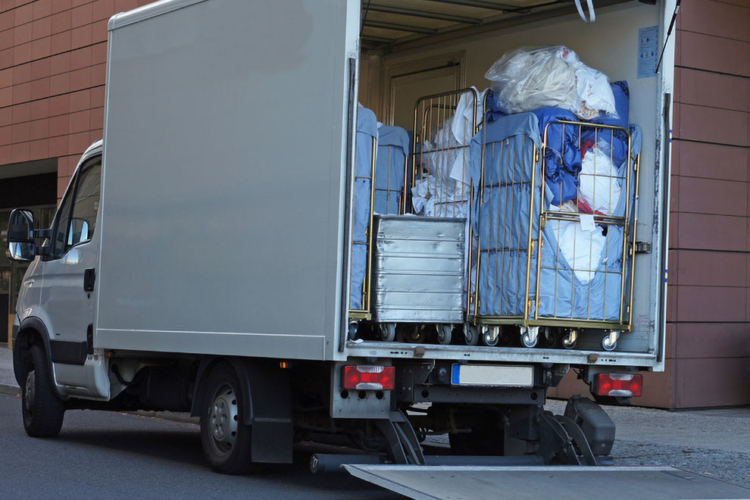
[371,215,466,324]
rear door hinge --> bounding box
[635,241,652,254]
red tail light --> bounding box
[343,365,395,391]
[595,373,643,397]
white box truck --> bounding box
[11,1,743,497]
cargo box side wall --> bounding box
[356,1,674,368]
[95,0,361,361]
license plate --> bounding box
[451,364,534,387]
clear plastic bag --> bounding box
[484,46,617,120]
[484,46,577,114]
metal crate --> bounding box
[371,215,466,324]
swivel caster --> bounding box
[481,326,501,347]
[602,331,620,351]
[520,326,539,348]
[379,323,396,342]
[463,324,479,346]
[407,326,425,343]
[562,329,578,349]
[348,321,359,341]
[438,324,453,345]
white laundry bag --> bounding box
[485,46,617,119]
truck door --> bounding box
[41,156,102,390]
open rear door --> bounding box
[344,465,750,500]
[99,0,361,362]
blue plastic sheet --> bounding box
[470,113,542,317]
[374,125,409,215]
[351,106,378,310]
[533,108,581,206]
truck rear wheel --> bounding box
[200,363,259,475]
[22,344,65,437]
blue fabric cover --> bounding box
[375,125,409,215]
[532,108,581,206]
[470,113,542,317]
[484,89,507,124]
[351,106,378,310]
[470,113,641,321]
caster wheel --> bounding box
[481,326,500,347]
[562,329,578,349]
[348,321,358,341]
[407,326,425,343]
[602,337,617,351]
[438,325,453,345]
[464,325,479,346]
[521,327,538,348]
[602,331,620,351]
[379,323,396,342]
[481,331,499,347]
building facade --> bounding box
[0,0,748,408]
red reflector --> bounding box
[343,365,395,391]
[595,373,643,397]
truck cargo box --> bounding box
[96,0,674,371]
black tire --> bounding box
[200,363,260,475]
[22,344,65,438]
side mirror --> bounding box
[6,209,36,262]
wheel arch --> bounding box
[191,356,293,464]
[13,317,58,396]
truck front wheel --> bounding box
[200,363,259,475]
[22,344,65,437]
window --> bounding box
[68,161,101,247]
[51,158,102,258]
[52,185,75,258]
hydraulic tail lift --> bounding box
[310,397,750,500]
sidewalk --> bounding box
[0,346,19,396]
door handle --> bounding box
[84,268,96,292]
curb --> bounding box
[131,411,199,425]
[0,383,20,397]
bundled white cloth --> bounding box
[580,147,621,215]
[412,174,470,218]
[420,87,487,187]
[549,203,607,284]
[484,46,617,120]
[414,87,487,218]
[573,64,616,120]
[449,88,488,185]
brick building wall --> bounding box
[668,0,750,407]
[0,0,153,201]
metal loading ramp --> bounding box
[344,465,750,500]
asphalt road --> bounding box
[0,394,398,500]
[1,392,748,499]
